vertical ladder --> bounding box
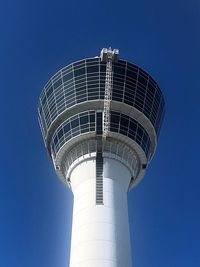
[100,48,119,139]
[103,56,112,139]
[96,152,103,205]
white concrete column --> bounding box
[69,157,132,267]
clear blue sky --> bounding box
[0,0,199,266]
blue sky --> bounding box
[0,0,199,266]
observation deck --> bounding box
[38,52,165,189]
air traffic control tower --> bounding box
[38,48,165,267]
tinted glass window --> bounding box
[71,118,79,128]
[90,114,95,122]
[126,70,137,80]
[120,116,129,128]
[114,65,125,76]
[63,72,73,82]
[74,67,85,76]
[63,123,70,133]
[54,79,62,88]
[96,112,102,135]
[87,65,99,73]
[80,115,88,124]
[46,86,53,98]
[138,75,147,86]
[58,129,63,139]
[111,113,120,124]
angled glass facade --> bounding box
[50,111,151,159]
[38,58,165,142]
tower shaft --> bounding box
[69,158,132,267]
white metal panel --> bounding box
[69,158,132,267]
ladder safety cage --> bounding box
[100,48,119,139]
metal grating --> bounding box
[96,152,103,205]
